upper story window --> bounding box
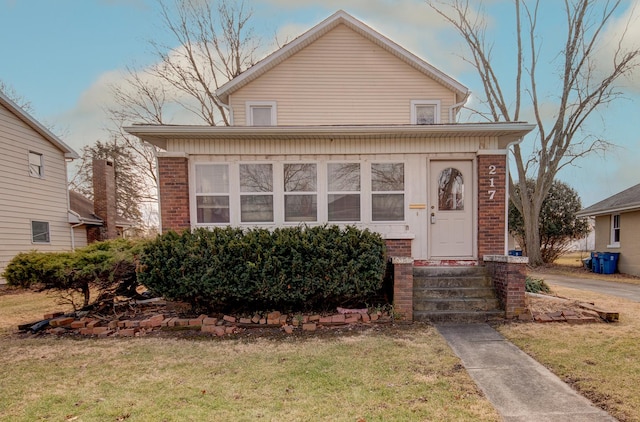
[371,163,404,221]
[610,214,621,247]
[31,221,50,243]
[29,151,44,178]
[195,164,230,224]
[411,100,440,125]
[246,101,277,126]
[284,163,317,222]
[327,163,361,222]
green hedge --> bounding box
[2,239,140,308]
[138,225,387,313]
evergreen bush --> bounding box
[138,225,387,313]
[2,239,141,308]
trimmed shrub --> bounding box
[138,225,387,313]
[2,239,141,308]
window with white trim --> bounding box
[195,164,230,224]
[610,214,620,246]
[246,101,277,126]
[29,151,43,178]
[284,163,317,222]
[31,221,50,243]
[240,163,274,223]
[371,163,404,221]
[327,163,360,221]
[411,100,440,124]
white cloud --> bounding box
[596,0,640,93]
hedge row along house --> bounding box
[126,10,535,321]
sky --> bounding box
[1,0,639,208]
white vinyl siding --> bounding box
[165,136,497,156]
[230,24,457,126]
[0,103,73,280]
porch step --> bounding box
[413,266,504,323]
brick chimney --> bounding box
[93,159,117,240]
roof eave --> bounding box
[124,123,535,150]
[0,91,79,159]
[577,203,640,217]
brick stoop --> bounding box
[413,266,504,323]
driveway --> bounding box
[530,271,640,302]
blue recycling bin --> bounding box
[591,252,601,273]
[600,252,620,274]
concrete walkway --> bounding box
[436,323,617,422]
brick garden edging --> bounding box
[35,308,394,338]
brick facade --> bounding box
[385,239,413,321]
[484,255,528,318]
[158,156,191,233]
[477,155,507,260]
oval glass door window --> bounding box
[438,167,464,210]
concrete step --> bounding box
[413,276,493,289]
[413,265,487,278]
[413,297,501,312]
[414,310,505,323]
[412,265,503,323]
[413,287,497,300]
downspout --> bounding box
[68,210,85,251]
[448,91,470,123]
[219,95,234,125]
[152,146,162,234]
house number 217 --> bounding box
[488,165,497,200]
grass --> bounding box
[499,278,640,421]
[0,288,499,422]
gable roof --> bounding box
[216,10,470,104]
[0,90,79,159]
[577,183,640,217]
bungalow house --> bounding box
[125,10,534,320]
[576,183,640,277]
[0,90,79,281]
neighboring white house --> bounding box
[0,90,79,281]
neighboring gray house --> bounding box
[0,90,79,281]
[577,183,640,277]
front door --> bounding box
[429,160,474,258]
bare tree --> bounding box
[0,80,33,113]
[93,0,263,231]
[428,0,640,265]
[146,0,260,126]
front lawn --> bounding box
[0,288,498,422]
[499,284,640,421]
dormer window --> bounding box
[247,101,277,126]
[411,100,440,125]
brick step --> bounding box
[413,287,497,300]
[413,297,501,312]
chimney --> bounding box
[93,159,117,240]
